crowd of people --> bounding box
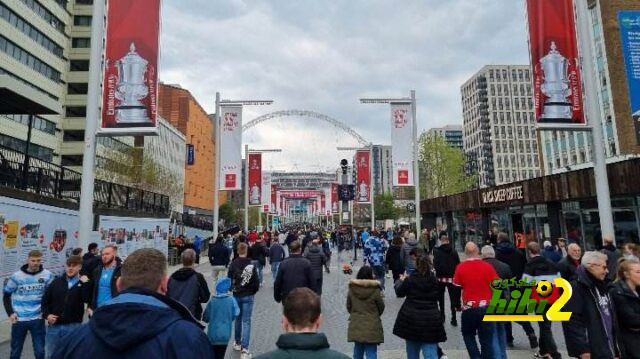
[3,224,640,359]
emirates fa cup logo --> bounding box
[393,109,408,129]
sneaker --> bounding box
[241,349,252,359]
[528,333,539,349]
[233,343,242,351]
[450,318,457,327]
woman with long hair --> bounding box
[609,258,640,358]
[385,235,405,282]
[393,255,446,359]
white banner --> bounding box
[219,105,243,190]
[390,103,414,186]
[261,172,271,212]
[96,216,170,260]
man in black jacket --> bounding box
[523,242,561,359]
[432,234,460,326]
[208,235,230,283]
[563,251,621,359]
[42,255,90,357]
[304,237,327,295]
[481,245,514,358]
[81,242,99,278]
[249,239,269,286]
[167,249,210,320]
[269,239,285,281]
[89,244,121,313]
[557,243,582,281]
[274,240,314,303]
[228,242,260,356]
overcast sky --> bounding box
[159,0,531,172]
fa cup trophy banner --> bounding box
[526,0,584,125]
[101,0,161,134]
[356,150,371,203]
[248,153,262,206]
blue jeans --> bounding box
[271,261,281,281]
[354,342,377,359]
[251,260,264,285]
[234,295,254,350]
[405,340,438,359]
[495,322,507,359]
[461,307,500,359]
[11,319,45,359]
[372,265,385,290]
[46,323,81,359]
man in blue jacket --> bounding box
[52,248,212,359]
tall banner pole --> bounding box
[244,144,249,233]
[78,0,106,250]
[575,0,614,242]
[213,92,221,240]
[412,90,421,236]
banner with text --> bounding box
[261,172,271,212]
[356,150,371,203]
[219,105,242,190]
[248,153,262,206]
[280,190,324,199]
[526,0,584,125]
[271,184,278,214]
[619,11,640,144]
[101,0,160,135]
[390,103,414,186]
[331,183,339,213]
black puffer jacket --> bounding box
[433,244,460,279]
[495,240,526,279]
[304,244,327,282]
[274,254,314,303]
[392,272,446,343]
[562,266,621,359]
[557,255,580,282]
[385,245,403,275]
[609,280,640,359]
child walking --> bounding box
[347,266,385,359]
[203,278,239,358]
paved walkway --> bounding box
[1,250,568,358]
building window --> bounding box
[72,38,91,48]
[19,0,65,34]
[61,155,83,166]
[0,3,64,58]
[67,82,88,95]
[76,0,93,4]
[65,106,86,118]
[70,60,90,71]
[2,114,56,135]
[73,15,92,26]
[0,35,61,82]
[0,133,53,161]
[63,130,84,141]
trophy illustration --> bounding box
[359,181,369,201]
[115,43,152,125]
[540,42,572,121]
[250,183,260,205]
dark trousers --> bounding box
[11,319,45,359]
[437,282,460,320]
[538,308,560,358]
[505,320,535,342]
[212,344,227,358]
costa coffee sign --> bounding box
[482,186,524,204]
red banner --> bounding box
[356,150,371,203]
[248,153,262,205]
[331,183,339,213]
[271,184,277,214]
[101,0,160,134]
[527,0,584,125]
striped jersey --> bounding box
[3,265,54,321]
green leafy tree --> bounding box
[418,132,477,199]
[219,203,236,226]
[374,193,398,220]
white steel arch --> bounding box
[242,110,371,147]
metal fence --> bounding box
[0,145,169,215]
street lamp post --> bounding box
[360,92,421,237]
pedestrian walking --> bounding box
[80,242,100,278]
[541,240,562,263]
[52,248,212,359]
[347,266,385,359]
[269,239,286,281]
[363,231,386,290]
[563,251,621,358]
[249,239,268,286]
[228,242,260,358]
[523,242,562,359]
[304,236,327,295]
[88,244,121,313]
[255,288,349,359]
[385,236,404,282]
[193,235,203,265]
[432,234,460,326]
[609,258,640,359]
[41,255,89,359]
[393,254,446,359]
[274,240,314,303]
[601,236,622,282]
[203,277,240,359]
[3,250,54,359]
[453,242,500,359]
[400,233,420,274]
[557,243,582,282]
[209,234,231,283]
[322,237,332,273]
[167,249,211,320]
[481,246,511,359]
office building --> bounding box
[461,65,541,188]
[426,125,463,150]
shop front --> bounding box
[422,158,640,250]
